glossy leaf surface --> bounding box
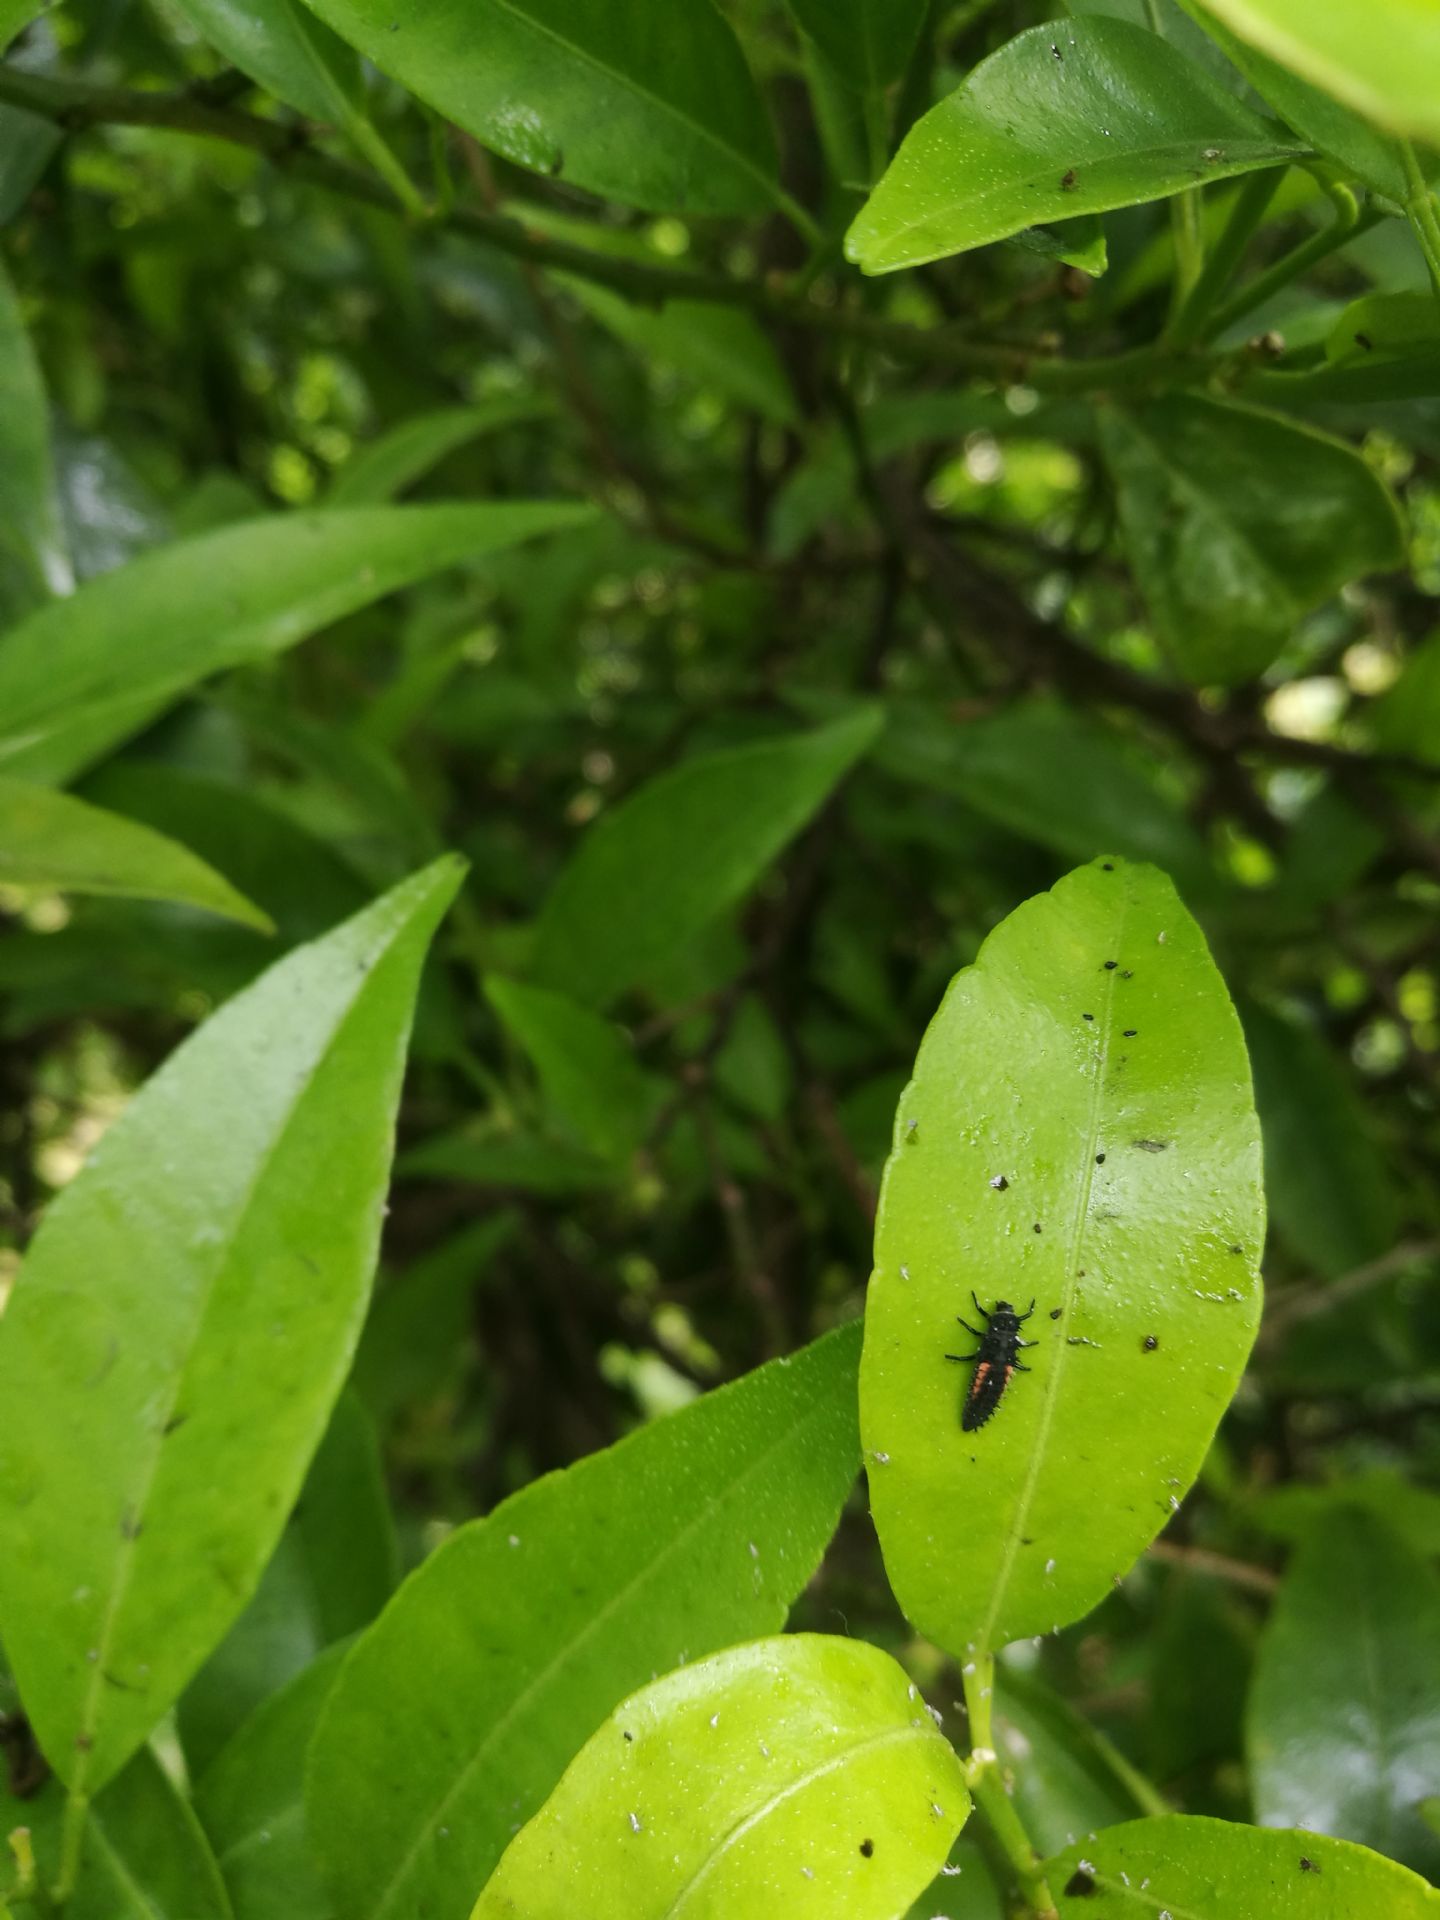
[0,252,69,612]
[170,0,364,124]
[0,857,463,1795]
[486,974,659,1162]
[1189,0,1440,145]
[846,18,1301,272]
[531,708,881,1009]
[0,774,273,930]
[1046,1815,1440,1915]
[0,501,592,784]
[1248,1508,1440,1878]
[471,1636,969,1920]
[196,1644,349,1920]
[295,0,778,214]
[784,0,928,91]
[1099,395,1404,684]
[328,398,552,506]
[862,857,1264,1655]
[307,1323,862,1920]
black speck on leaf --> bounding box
[1143,1334,1158,1352]
[1064,1866,1098,1896]
[1050,1306,1063,1320]
[1103,960,1117,970]
[860,1839,875,1858]
[1123,1029,1137,1038]
[1355,331,1374,350]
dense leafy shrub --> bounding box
[2,2,1440,1916]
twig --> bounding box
[1262,1238,1440,1343]
[1147,1538,1279,1597]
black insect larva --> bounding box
[947,1293,1036,1431]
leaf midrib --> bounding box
[70,958,387,1792]
[976,883,1130,1651]
[478,0,774,204]
[664,1723,938,1916]
[869,133,1296,255]
[362,1383,854,1920]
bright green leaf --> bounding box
[196,1644,349,1920]
[531,708,881,1009]
[0,3,47,53]
[0,501,594,785]
[327,397,553,506]
[1175,0,1412,194]
[862,857,1264,1656]
[1098,395,1405,685]
[0,251,70,614]
[0,773,273,931]
[845,18,1302,273]
[471,1636,969,1920]
[178,1391,398,1776]
[1248,1508,1440,1879]
[1188,0,1440,148]
[1045,1814,1440,1913]
[486,974,661,1162]
[1241,1001,1399,1279]
[784,0,928,92]
[0,856,464,1796]
[294,0,779,215]
[306,1323,862,1920]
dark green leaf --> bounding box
[0,252,69,614]
[294,0,779,214]
[327,397,553,507]
[846,18,1302,272]
[0,857,463,1795]
[783,0,929,92]
[1241,1001,1399,1278]
[471,1636,969,1920]
[1248,1508,1440,1878]
[531,709,881,1009]
[0,502,594,784]
[863,857,1264,1654]
[486,974,661,1162]
[306,1323,862,1920]
[1098,395,1404,685]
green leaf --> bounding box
[845,17,1302,273]
[0,251,70,614]
[178,1391,398,1777]
[0,773,274,931]
[401,1125,616,1194]
[862,856,1264,1656]
[294,0,779,215]
[195,1644,349,1920]
[169,0,421,210]
[1367,630,1440,764]
[471,1635,969,1920]
[0,1742,232,1919]
[352,1214,518,1427]
[0,3,47,53]
[306,1323,862,1920]
[1098,395,1405,685]
[0,501,594,785]
[1248,1508,1440,1879]
[875,701,1213,897]
[1326,291,1440,368]
[514,209,798,427]
[994,1668,1160,1852]
[0,856,464,1796]
[327,397,553,506]
[1241,1001,1399,1278]
[1188,0,1440,147]
[783,0,929,92]
[1174,0,1411,194]
[531,709,881,1009]
[486,974,661,1162]
[1045,1814,1440,1914]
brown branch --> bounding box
[1147,1539,1280,1596]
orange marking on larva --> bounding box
[969,1362,991,1399]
